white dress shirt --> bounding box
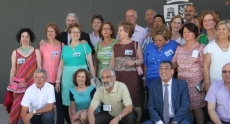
[67,33,71,44]
[156,78,174,124]
[89,32,102,47]
[21,82,55,112]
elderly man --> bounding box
[205,63,230,124]
[145,9,156,34]
[184,5,197,23]
[19,69,55,124]
[142,61,192,124]
[88,68,136,124]
[90,14,104,47]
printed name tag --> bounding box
[124,50,133,55]
[73,52,81,57]
[103,105,112,111]
[107,51,112,56]
[164,49,174,57]
[51,51,59,56]
[17,58,25,64]
[192,50,199,58]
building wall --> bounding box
[0,0,229,103]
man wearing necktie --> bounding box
[142,61,193,124]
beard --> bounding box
[104,81,113,89]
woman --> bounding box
[8,28,41,124]
[191,16,201,35]
[56,23,96,124]
[144,26,179,89]
[172,23,206,124]
[169,15,185,45]
[203,20,230,91]
[94,22,117,79]
[198,10,220,45]
[69,69,97,124]
[40,23,64,124]
[110,21,143,106]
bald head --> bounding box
[222,63,230,84]
[126,9,138,25]
[184,5,197,22]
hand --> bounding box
[109,116,120,124]
[24,112,33,124]
[39,39,47,46]
[55,82,60,93]
[204,82,211,92]
[125,60,135,66]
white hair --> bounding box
[34,69,47,78]
[145,9,157,16]
[66,13,79,23]
[100,68,116,77]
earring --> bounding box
[20,41,22,44]
[29,41,31,44]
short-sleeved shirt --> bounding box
[61,43,92,66]
[205,80,230,122]
[90,81,132,116]
[21,82,55,112]
[198,34,215,45]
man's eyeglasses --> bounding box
[222,70,230,74]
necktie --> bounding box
[163,84,170,124]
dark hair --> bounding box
[117,21,135,38]
[179,23,199,38]
[16,28,35,43]
[72,69,91,87]
[153,14,166,24]
[91,14,104,23]
[160,61,174,69]
[99,22,116,40]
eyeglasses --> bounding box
[47,30,55,33]
[71,31,80,34]
[102,28,111,31]
[203,19,214,23]
[172,21,182,25]
[222,70,230,74]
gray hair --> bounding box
[100,68,116,77]
[34,69,47,78]
[145,9,157,16]
[66,13,79,23]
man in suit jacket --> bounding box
[56,13,95,54]
[142,61,193,124]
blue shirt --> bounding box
[144,40,179,86]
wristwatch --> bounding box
[33,110,36,114]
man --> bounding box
[117,9,147,45]
[184,5,197,23]
[205,63,230,124]
[143,61,192,124]
[145,9,156,34]
[90,14,104,47]
[153,14,166,28]
[88,68,136,124]
[19,69,55,124]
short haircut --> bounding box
[66,13,79,23]
[145,9,157,16]
[216,20,230,40]
[67,23,82,34]
[179,23,199,38]
[72,69,91,87]
[16,28,35,43]
[99,22,116,40]
[117,21,135,38]
[152,26,170,41]
[34,69,47,78]
[153,14,166,24]
[169,15,184,37]
[185,5,196,12]
[100,68,116,77]
[200,10,221,29]
[91,14,104,23]
[160,61,174,69]
[45,23,61,37]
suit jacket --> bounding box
[56,31,95,54]
[148,78,192,123]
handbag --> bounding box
[195,79,204,93]
[83,44,102,89]
[134,42,143,75]
[3,91,13,113]
[7,76,26,93]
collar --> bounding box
[145,26,150,32]
[35,82,47,90]
[104,81,118,93]
[134,24,140,32]
[161,78,172,86]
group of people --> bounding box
[5,4,230,124]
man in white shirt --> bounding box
[19,69,55,124]
[142,61,192,124]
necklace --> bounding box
[218,41,230,52]
[69,43,79,50]
[207,33,216,41]
[103,40,111,47]
[20,47,31,54]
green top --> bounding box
[198,34,209,45]
[95,39,118,78]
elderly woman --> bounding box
[198,10,220,45]
[203,20,230,91]
[94,22,118,79]
[169,15,185,45]
[144,26,179,88]
[56,23,96,123]
[8,28,41,124]
[69,69,98,124]
[110,21,143,106]
[172,23,206,124]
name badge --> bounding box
[51,51,59,56]
[192,50,199,58]
[17,58,25,64]
[73,52,81,57]
[107,51,112,57]
[124,50,133,55]
[103,105,112,111]
[164,49,174,57]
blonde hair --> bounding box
[152,26,170,41]
[216,20,230,40]
[169,15,184,38]
[117,21,135,38]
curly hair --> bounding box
[117,21,135,38]
[16,28,35,43]
[67,23,82,34]
[72,69,91,87]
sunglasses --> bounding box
[222,70,230,74]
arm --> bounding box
[203,53,211,92]
[35,103,54,114]
[88,105,97,124]
[9,50,16,83]
[109,50,115,69]
[21,106,30,124]
[135,43,143,66]
[87,53,96,79]
[208,102,222,124]
[35,49,42,69]
[110,105,133,124]
[55,60,64,92]
[172,48,179,69]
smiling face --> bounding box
[76,72,86,86]
[101,70,116,90]
[101,24,112,38]
[222,64,230,84]
[171,18,183,32]
[184,5,197,22]
[92,18,102,32]
[34,72,46,89]
[159,63,174,83]
[217,24,230,40]
[203,14,216,30]
[70,27,81,41]
[46,27,56,39]
[20,32,30,45]
[183,27,196,42]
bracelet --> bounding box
[119,114,122,121]
[142,77,146,80]
[56,80,60,83]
